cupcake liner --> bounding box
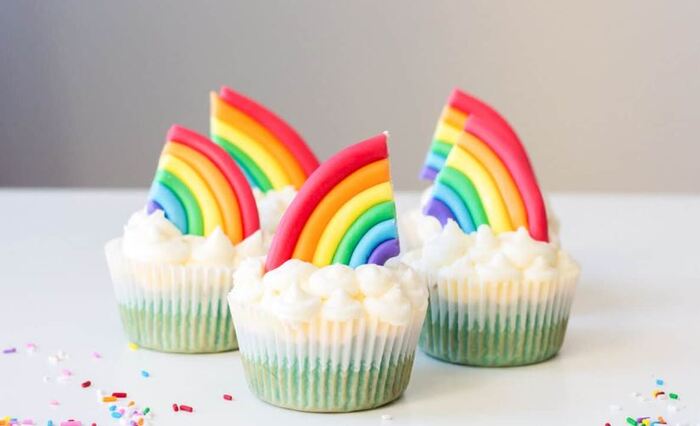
[105,239,237,353]
[230,298,425,412]
[419,268,578,366]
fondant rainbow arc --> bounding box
[210,86,319,193]
[265,133,400,271]
[146,125,260,244]
[423,89,548,242]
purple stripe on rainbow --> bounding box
[423,198,455,226]
[367,238,400,265]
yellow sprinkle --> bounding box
[102,396,117,402]
[128,342,139,351]
[128,400,135,406]
[138,419,144,426]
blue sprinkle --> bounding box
[656,378,664,386]
[141,369,150,378]
[47,421,54,426]
[111,411,123,419]
[109,404,117,411]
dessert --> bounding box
[105,125,263,353]
[405,89,579,366]
[230,133,427,412]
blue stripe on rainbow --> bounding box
[349,219,398,268]
[432,182,475,233]
[148,181,188,232]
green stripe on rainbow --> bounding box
[210,86,319,193]
[265,133,400,271]
[146,125,260,243]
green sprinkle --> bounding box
[626,417,638,425]
[669,393,678,400]
[143,407,150,415]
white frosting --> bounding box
[253,186,297,235]
[404,220,579,283]
[118,187,295,267]
[229,258,427,326]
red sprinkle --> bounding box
[112,392,127,398]
[223,394,233,401]
[172,403,179,412]
[179,404,193,412]
[81,380,91,388]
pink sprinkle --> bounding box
[223,393,233,401]
[21,419,35,425]
[60,421,82,426]
[61,368,73,376]
[91,351,102,359]
[25,343,37,352]
[49,399,60,407]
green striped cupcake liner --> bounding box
[105,239,238,353]
[230,298,426,412]
[419,270,578,366]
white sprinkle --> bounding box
[42,376,51,383]
[56,350,68,360]
[668,404,680,412]
[609,404,622,412]
[48,355,59,365]
[381,414,393,421]
[631,392,641,398]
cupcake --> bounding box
[230,133,428,412]
[402,88,580,366]
[106,120,317,353]
[402,221,578,366]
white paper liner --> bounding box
[105,239,237,353]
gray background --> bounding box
[1,0,699,192]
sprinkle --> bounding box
[47,421,53,426]
[669,393,678,400]
[102,396,117,402]
[48,355,59,365]
[653,390,665,398]
[25,343,37,354]
[609,404,622,412]
[140,370,150,378]
[142,407,150,415]
[656,379,664,386]
[56,350,68,360]
[91,352,101,359]
[172,403,179,412]
[49,400,60,408]
[112,392,127,398]
[127,342,139,351]
[42,376,51,383]
[60,369,73,377]
[179,404,193,413]
[626,417,638,425]
[3,347,17,354]
[128,400,135,407]
[657,416,667,424]
[81,380,91,388]
[223,394,233,401]
[381,414,393,421]
[110,412,122,419]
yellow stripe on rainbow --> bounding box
[444,145,514,233]
[457,133,528,229]
[159,154,224,236]
[210,116,292,189]
[312,181,393,266]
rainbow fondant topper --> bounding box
[146,125,260,244]
[421,88,520,181]
[210,86,319,193]
[265,133,400,271]
[423,108,548,242]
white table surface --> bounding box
[1,189,699,425]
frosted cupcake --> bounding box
[105,125,310,353]
[405,88,580,366]
[231,133,427,411]
[402,220,578,366]
[230,258,427,412]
